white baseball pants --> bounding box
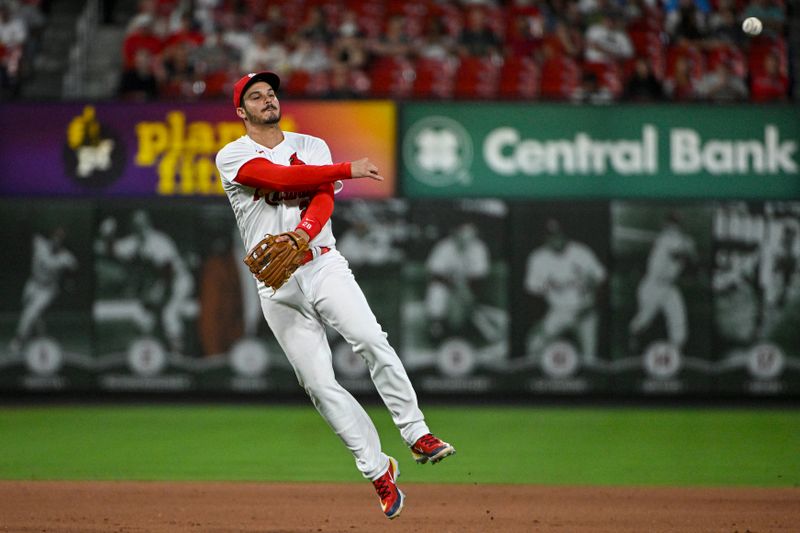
[258,249,430,480]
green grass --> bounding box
[0,405,797,487]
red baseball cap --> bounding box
[232,71,281,109]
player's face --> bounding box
[241,82,281,125]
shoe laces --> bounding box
[373,475,393,501]
[416,433,439,449]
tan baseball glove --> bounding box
[244,231,310,292]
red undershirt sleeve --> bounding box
[296,183,334,240]
[234,158,351,192]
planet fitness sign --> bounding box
[0,101,396,199]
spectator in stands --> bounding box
[663,55,698,101]
[297,5,331,44]
[370,15,412,60]
[577,0,615,20]
[122,15,162,70]
[287,36,330,75]
[187,0,218,35]
[666,0,709,45]
[190,25,239,75]
[458,6,502,58]
[695,60,748,102]
[336,9,362,41]
[327,63,359,99]
[506,6,545,58]
[707,0,743,47]
[572,70,613,104]
[219,11,252,58]
[0,2,27,96]
[157,41,197,98]
[415,17,457,62]
[119,48,158,101]
[163,12,204,50]
[240,25,288,77]
[330,16,368,71]
[261,4,287,43]
[663,0,711,16]
[623,57,665,101]
[543,17,582,60]
[16,0,44,60]
[583,10,633,66]
[743,0,785,39]
[750,52,788,102]
[127,0,157,33]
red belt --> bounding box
[301,246,330,265]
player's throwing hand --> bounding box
[350,158,384,181]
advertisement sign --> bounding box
[400,104,800,199]
[0,101,396,199]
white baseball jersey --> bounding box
[526,242,605,310]
[215,132,343,254]
[645,228,696,283]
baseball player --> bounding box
[759,223,799,337]
[424,222,490,341]
[9,227,77,354]
[215,71,455,520]
[95,209,195,354]
[628,212,697,354]
[524,219,606,366]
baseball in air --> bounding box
[742,17,762,36]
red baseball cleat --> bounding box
[410,433,456,464]
[373,456,404,519]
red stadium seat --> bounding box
[583,62,623,98]
[748,36,788,77]
[666,43,705,81]
[629,30,666,79]
[454,56,500,99]
[369,56,415,98]
[540,54,580,100]
[498,56,539,99]
[412,57,456,99]
[707,43,747,78]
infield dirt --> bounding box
[0,481,798,532]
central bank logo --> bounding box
[403,116,473,187]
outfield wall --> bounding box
[0,102,798,397]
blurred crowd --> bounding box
[2,0,792,103]
[0,0,46,98]
[118,0,791,103]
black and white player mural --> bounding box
[328,199,409,392]
[508,202,610,393]
[611,203,713,394]
[713,202,800,395]
[0,200,94,391]
[92,204,199,391]
[401,199,509,391]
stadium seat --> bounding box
[454,56,500,99]
[412,57,456,99]
[539,54,580,100]
[498,56,540,99]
